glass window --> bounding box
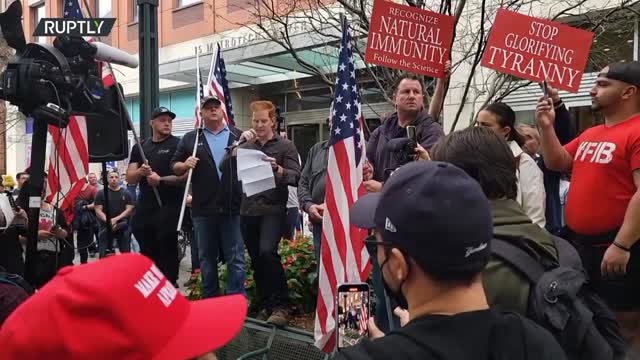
[33,4,46,44]
[97,0,111,17]
[289,125,319,168]
[178,0,200,7]
[131,2,138,22]
[286,87,333,112]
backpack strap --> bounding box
[491,238,547,284]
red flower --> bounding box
[286,256,293,264]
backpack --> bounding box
[491,235,627,360]
[0,267,34,295]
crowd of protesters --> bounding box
[0,60,639,359]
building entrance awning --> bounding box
[158,27,367,88]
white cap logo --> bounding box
[385,218,397,233]
[465,243,488,258]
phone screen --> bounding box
[336,283,370,349]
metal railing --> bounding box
[217,318,332,360]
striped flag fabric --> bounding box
[194,52,204,128]
[44,0,95,222]
[205,44,235,126]
[314,20,370,352]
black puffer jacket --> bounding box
[367,111,444,182]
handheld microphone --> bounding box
[89,42,138,68]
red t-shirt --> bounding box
[564,114,640,235]
[76,184,97,203]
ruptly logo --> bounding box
[33,18,116,37]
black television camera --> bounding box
[0,1,131,161]
[384,125,418,166]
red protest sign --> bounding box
[481,8,594,93]
[364,0,454,78]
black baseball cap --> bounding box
[350,161,493,276]
[151,106,176,120]
[201,95,222,106]
[600,61,640,87]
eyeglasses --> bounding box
[363,235,394,258]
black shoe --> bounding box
[255,309,270,321]
[267,309,290,327]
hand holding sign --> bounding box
[481,9,593,92]
[535,97,556,129]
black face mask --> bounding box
[380,255,409,310]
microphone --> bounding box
[88,42,139,68]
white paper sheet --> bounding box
[237,148,276,197]
[0,194,14,229]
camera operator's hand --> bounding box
[414,144,430,161]
[185,156,199,169]
[364,180,382,193]
[147,172,161,187]
[239,129,257,143]
[138,164,152,177]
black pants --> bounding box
[241,214,289,310]
[567,228,640,311]
[76,227,95,264]
[134,207,180,284]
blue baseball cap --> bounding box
[350,161,493,275]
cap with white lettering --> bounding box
[0,253,247,360]
[350,161,493,276]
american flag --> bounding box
[205,44,235,126]
[44,0,99,222]
[194,52,204,128]
[314,20,370,352]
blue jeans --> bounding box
[193,215,246,298]
[98,221,131,258]
[312,223,322,263]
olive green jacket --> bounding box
[483,199,559,315]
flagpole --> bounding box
[177,49,204,231]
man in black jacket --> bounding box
[231,100,300,326]
[365,75,444,191]
[171,95,246,299]
[338,161,565,360]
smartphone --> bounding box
[336,283,370,350]
[541,80,549,98]
[406,125,417,142]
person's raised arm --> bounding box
[536,97,573,172]
[428,61,451,120]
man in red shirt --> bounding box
[537,61,640,350]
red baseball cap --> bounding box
[0,253,247,359]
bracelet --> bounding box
[612,241,631,252]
